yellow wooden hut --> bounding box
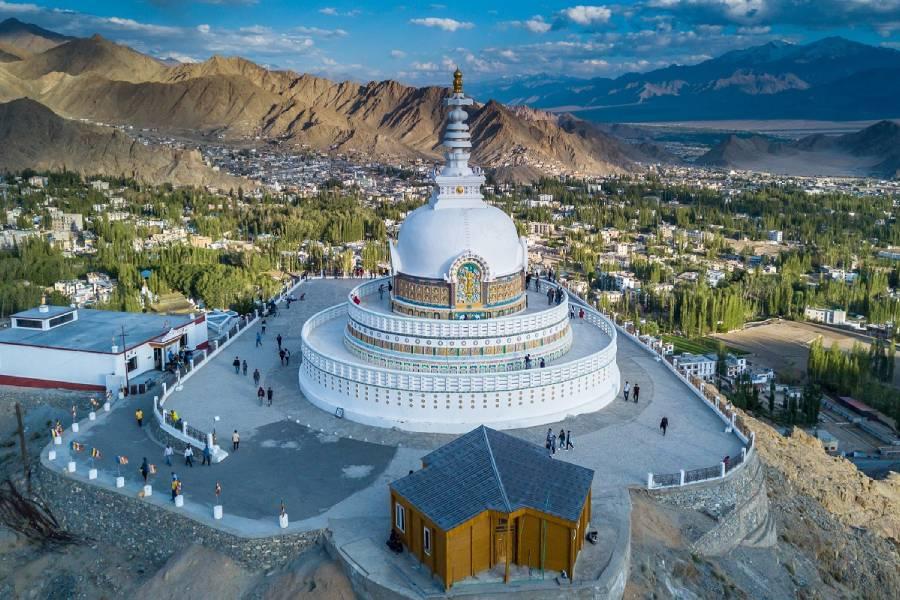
[389,426,594,590]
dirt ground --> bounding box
[712,319,900,385]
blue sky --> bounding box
[1,1,899,83]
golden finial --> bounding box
[452,67,463,94]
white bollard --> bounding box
[89,468,98,480]
[279,513,289,529]
[116,476,125,488]
[67,461,76,473]
[89,411,96,421]
[53,436,62,446]
[48,450,56,461]
[143,484,153,497]
[175,495,184,507]
[213,505,223,520]
[71,422,79,433]
[104,402,111,412]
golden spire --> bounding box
[452,67,463,94]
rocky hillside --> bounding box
[0,98,249,189]
[0,18,71,55]
[0,31,640,179]
[696,121,900,178]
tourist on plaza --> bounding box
[253,369,260,387]
[279,349,286,365]
[164,443,173,466]
[140,457,149,483]
[267,386,274,406]
[277,334,283,350]
[558,429,566,449]
[633,384,640,403]
[285,348,291,365]
[184,445,194,467]
[566,430,574,450]
[135,408,143,428]
[171,476,179,502]
[540,357,546,368]
[660,416,669,436]
[378,284,385,299]
[547,289,554,305]
[232,430,240,451]
[545,428,553,447]
[570,307,575,319]
[233,356,240,374]
[256,331,262,347]
[257,386,265,405]
[578,308,584,319]
[242,360,248,376]
[261,319,267,334]
[550,432,557,455]
[202,443,212,466]
[623,381,630,402]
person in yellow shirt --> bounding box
[135,408,144,428]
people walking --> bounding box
[135,408,144,428]
[164,443,173,466]
[550,432,557,455]
[232,356,240,374]
[202,443,212,466]
[256,331,262,347]
[277,334,283,350]
[558,429,566,450]
[660,416,669,436]
[140,457,149,483]
[261,319,267,335]
[171,476,179,502]
[623,381,630,402]
[279,349,286,365]
[267,386,273,407]
[242,360,248,376]
[540,357,546,368]
[257,386,265,405]
[578,307,584,319]
[633,384,640,403]
[232,430,240,451]
[566,430,574,450]
[253,368,260,387]
[285,349,291,366]
[184,445,194,467]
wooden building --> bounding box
[389,426,594,590]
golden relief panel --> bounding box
[395,276,450,307]
[486,275,524,306]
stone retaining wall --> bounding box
[648,452,773,556]
[35,462,322,569]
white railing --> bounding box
[153,277,307,461]
[559,284,756,491]
[300,286,619,394]
[347,278,572,339]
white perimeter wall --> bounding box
[0,344,119,387]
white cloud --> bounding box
[409,17,474,32]
[737,25,771,35]
[561,5,612,26]
[411,61,439,71]
[318,7,360,17]
[390,49,406,58]
[0,1,41,13]
[197,24,211,34]
[295,25,348,38]
[506,15,552,34]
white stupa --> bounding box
[299,70,620,433]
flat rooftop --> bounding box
[0,308,195,353]
[12,305,75,319]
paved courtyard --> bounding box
[44,278,744,594]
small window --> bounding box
[127,356,138,372]
[423,526,432,555]
[395,502,405,532]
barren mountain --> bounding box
[0,31,638,179]
[0,18,71,54]
[696,121,900,178]
[0,98,249,189]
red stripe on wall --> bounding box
[0,374,105,392]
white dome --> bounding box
[393,204,525,280]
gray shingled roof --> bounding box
[390,426,593,531]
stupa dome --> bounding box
[393,204,526,280]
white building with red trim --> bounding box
[0,303,207,392]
